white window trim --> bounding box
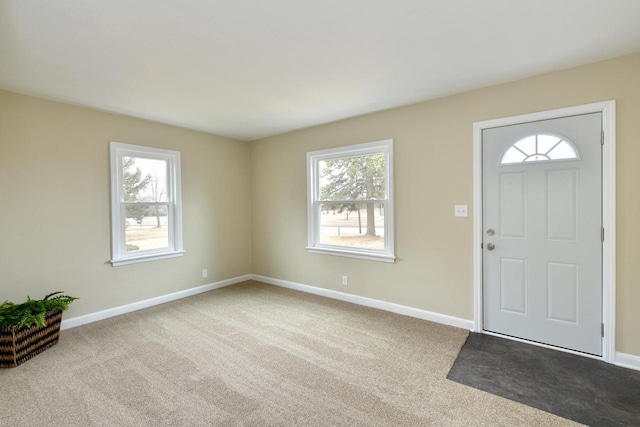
[110,142,184,267]
[306,139,395,262]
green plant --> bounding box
[0,291,78,330]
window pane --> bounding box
[524,154,550,162]
[319,202,384,250]
[514,136,535,155]
[319,153,386,201]
[501,147,527,164]
[537,134,562,154]
[547,141,578,160]
[122,157,168,203]
[125,204,169,252]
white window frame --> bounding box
[306,139,395,263]
[110,142,184,266]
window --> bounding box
[501,133,579,165]
[307,139,395,262]
[110,142,184,266]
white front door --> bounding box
[482,113,603,356]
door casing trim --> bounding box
[472,100,616,363]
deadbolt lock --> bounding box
[486,229,495,236]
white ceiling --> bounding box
[1,1,640,141]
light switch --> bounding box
[454,205,468,217]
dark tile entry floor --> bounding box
[447,333,640,426]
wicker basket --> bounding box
[0,310,63,368]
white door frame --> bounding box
[472,100,616,363]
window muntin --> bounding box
[501,133,578,165]
[307,139,394,262]
[110,142,183,266]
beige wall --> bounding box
[2,53,638,358]
[250,53,640,356]
[0,90,252,318]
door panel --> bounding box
[500,172,527,238]
[500,258,527,314]
[483,113,602,356]
[546,169,578,241]
[547,262,578,323]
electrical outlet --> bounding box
[202,269,208,278]
[342,275,348,286]
[454,205,468,217]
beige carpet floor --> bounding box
[1,280,577,426]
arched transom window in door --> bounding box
[500,133,579,165]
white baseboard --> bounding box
[615,352,640,372]
[59,272,640,371]
[252,274,474,331]
[60,274,252,330]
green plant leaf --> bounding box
[0,292,77,329]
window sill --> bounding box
[306,247,396,263]
[110,250,186,267]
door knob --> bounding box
[487,243,495,251]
